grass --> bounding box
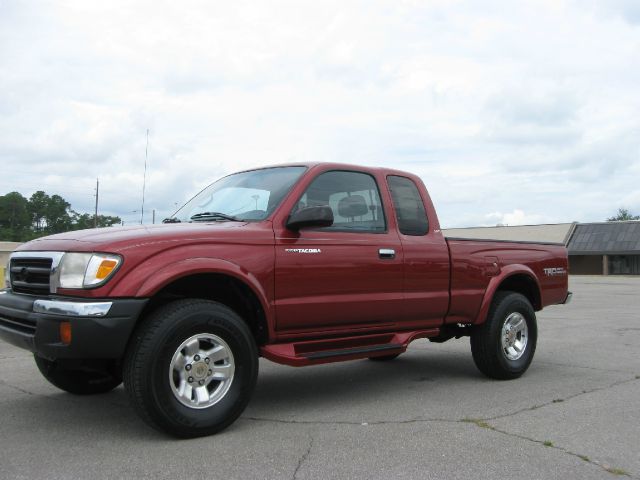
[605,467,630,476]
[543,440,554,447]
[461,418,493,430]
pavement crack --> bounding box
[0,379,41,397]
[243,416,454,426]
[292,435,314,480]
[462,419,636,478]
[483,376,639,422]
[536,360,636,375]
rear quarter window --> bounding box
[387,175,429,236]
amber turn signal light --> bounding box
[96,259,118,280]
[60,322,72,345]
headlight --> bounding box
[56,253,122,289]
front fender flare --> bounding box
[131,257,271,319]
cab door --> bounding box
[273,170,404,333]
[387,175,450,328]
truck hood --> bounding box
[16,222,262,253]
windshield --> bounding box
[172,166,307,222]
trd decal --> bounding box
[543,267,567,276]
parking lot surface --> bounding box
[1,276,639,479]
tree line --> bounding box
[607,208,640,221]
[0,191,121,242]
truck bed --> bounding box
[445,236,569,325]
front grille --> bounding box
[10,257,52,295]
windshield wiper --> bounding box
[190,212,240,222]
[162,217,181,223]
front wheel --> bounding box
[123,299,258,438]
[470,291,537,380]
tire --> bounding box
[34,355,122,395]
[470,291,537,380]
[368,353,400,361]
[123,299,258,438]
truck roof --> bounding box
[240,161,419,179]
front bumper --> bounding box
[0,290,147,360]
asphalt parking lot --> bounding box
[1,275,639,479]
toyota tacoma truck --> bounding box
[0,163,571,437]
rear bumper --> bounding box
[0,290,147,360]
[561,291,573,305]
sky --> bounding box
[1,0,639,228]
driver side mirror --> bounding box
[286,206,334,231]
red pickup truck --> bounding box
[0,163,570,437]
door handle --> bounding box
[378,248,396,259]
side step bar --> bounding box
[304,343,403,360]
[260,329,439,366]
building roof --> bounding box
[567,221,640,255]
[443,223,575,245]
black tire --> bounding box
[470,291,537,380]
[368,353,400,361]
[34,356,122,395]
[123,299,258,438]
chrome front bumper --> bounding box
[33,299,113,317]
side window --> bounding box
[388,175,429,236]
[296,171,386,233]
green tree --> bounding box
[0,192,32,241]
[28,190,49,232]
[0,190,122,241]
[95,214,122,228]
[71,212,122,230]
[28,191,73,234]
[607,208,640,221]
[44,194,73,234]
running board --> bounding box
[260,329,439,366]
[304,343,403,360]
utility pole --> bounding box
[141,129,149,225]
[152,209,156,224]
[94,178,99,228]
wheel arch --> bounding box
[474,266,541,325]
[496,273,541,310]
[134,260,272,346]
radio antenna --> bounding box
[140,129,149,224]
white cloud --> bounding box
[1,0,639,227]
[484,209,551,227]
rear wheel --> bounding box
[34,356,122,395]
[123,299,258,438]
[470,291,537,380]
